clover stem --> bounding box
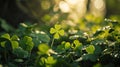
[51,38,55,48]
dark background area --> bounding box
[0,0,33,27]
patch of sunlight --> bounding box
[66,0,87,18]
[59,1,70,13]
[94,0,105,10]
[0,64,2,67]
[65,0,79,6]
[90,0,106,17]
[69,13,79,22]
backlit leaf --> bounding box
[1,33,10,40]
[65,42,71,49]
[38,44,49,54]
[59,30,64,36]
[55,24,61,30]
[0,41,6,47]
[23,36,32,43]
[39,57,46,66]
[45,56,57,64]
[86,45,95,54]
[25,41,34,52]
[74,40,81,46]
[54,33,59,39]
[11,35,19,41]
[50,28,56,34]
[11,41,19,49]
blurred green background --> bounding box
[0,0,120,29]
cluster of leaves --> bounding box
[0,19,120,67]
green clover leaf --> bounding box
[65,42,71,49]
[1,33,10,40]
[55,24,61,30]
[45,56,57,64]
[54,33,59,39]
[50,28,56,34]
[50,24,64,39]
[58,29,64,36]
[86,45,95,54]
[73,40,82,48]
[38,43,50,54]
[11,41,19,49]
[73,40,81,46]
